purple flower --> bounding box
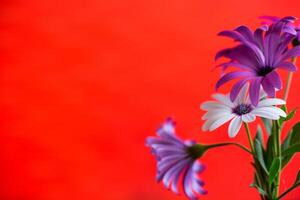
[146,118,207,200]
[260,15,300,45]
[215,16,300,105]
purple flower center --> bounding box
[232,104,252,115]
[256,66,273,77]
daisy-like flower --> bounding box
[201,84,286,137]
[260,15,300,46]
[215,16,300,105]
[146,118,207,200]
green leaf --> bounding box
[286,108,297,121]
[295,170,300,185]
[282,144,300,157]
[266,133,275,168]
[279,105,287,125]
[282,130,292,151]
[262,117,272,135]
[268,157,280,184]
[250,183,268,196]
[281,122,300,167]
[254,139,268,174]
[255,125,264,145]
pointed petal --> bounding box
[228,116,242,138]
[266,71,282,89]
[216,71,254,90]
[277,62,297,71]
[208,114,235,131]
[249,78,262,106]
[261,77,275,97]
[242,114,256,123]
[257,98,286,107]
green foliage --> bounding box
[295,170,300,185]
[279,106,297,126]
[268,158,280,184]
[254,139,268,174]
[281,122,300,167]
[250,183,268,197]
[262,118,272,136]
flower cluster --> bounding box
[146,16,300,200]
[215,16,300,105]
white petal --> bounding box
[236,83,249,104]
[242,113,256,123]
[251,107,286,120]
[228,116,242,138]
[211,94,234,107]
[202,109,231,120]
[200,101,228,111]
[202,119,214,131]
[257,98,286,107]
[208,114,235,131]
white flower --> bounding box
[200,84,286,138]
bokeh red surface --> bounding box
[0,0,300,199]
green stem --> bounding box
[244,123,255,153]
[205,142,252,154]
[278,183,300,199]
[283,57,297,101]
[273,120,281,198]
[244,123,267,200]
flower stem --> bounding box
[244,123,267,200]
[244,123,255,153]
[273,120,281,198]
[278,183,300,199]
[205,142,252,154]
[283,57,297,101]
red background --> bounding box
[0,0,299,199]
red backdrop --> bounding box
[0,0,299,199]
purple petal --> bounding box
[215,48,232,60]
[249,78,262,106]
[234,25,255,42]
[278,46,300,63]
[230,79,249,102]
[218,30,244,41]
[266,71,282,89]
[216,71,255,90]
[277,61,297,71]
[162,159,190,189]
[261,78,275,97]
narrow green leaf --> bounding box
[254,139,268,174]
[295,170,300,185]
[250,183,268,196]
[278,105,287,126]
[282,144,300,157]
[266,133,275,168]
[281,122,300,167]
[262,117,272,135]
[255,125,264,145]
[285,108,297,121]
[290,122,300,144]
[268,157,280,183]
[282,130,292,151]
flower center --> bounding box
[256,66,273,77]
[186,144,205,159]
[232,104,252,116]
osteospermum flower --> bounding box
[260,15,300,46]
[201,84,286,137]
[146,118,207,200]
[215,16,300,105]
